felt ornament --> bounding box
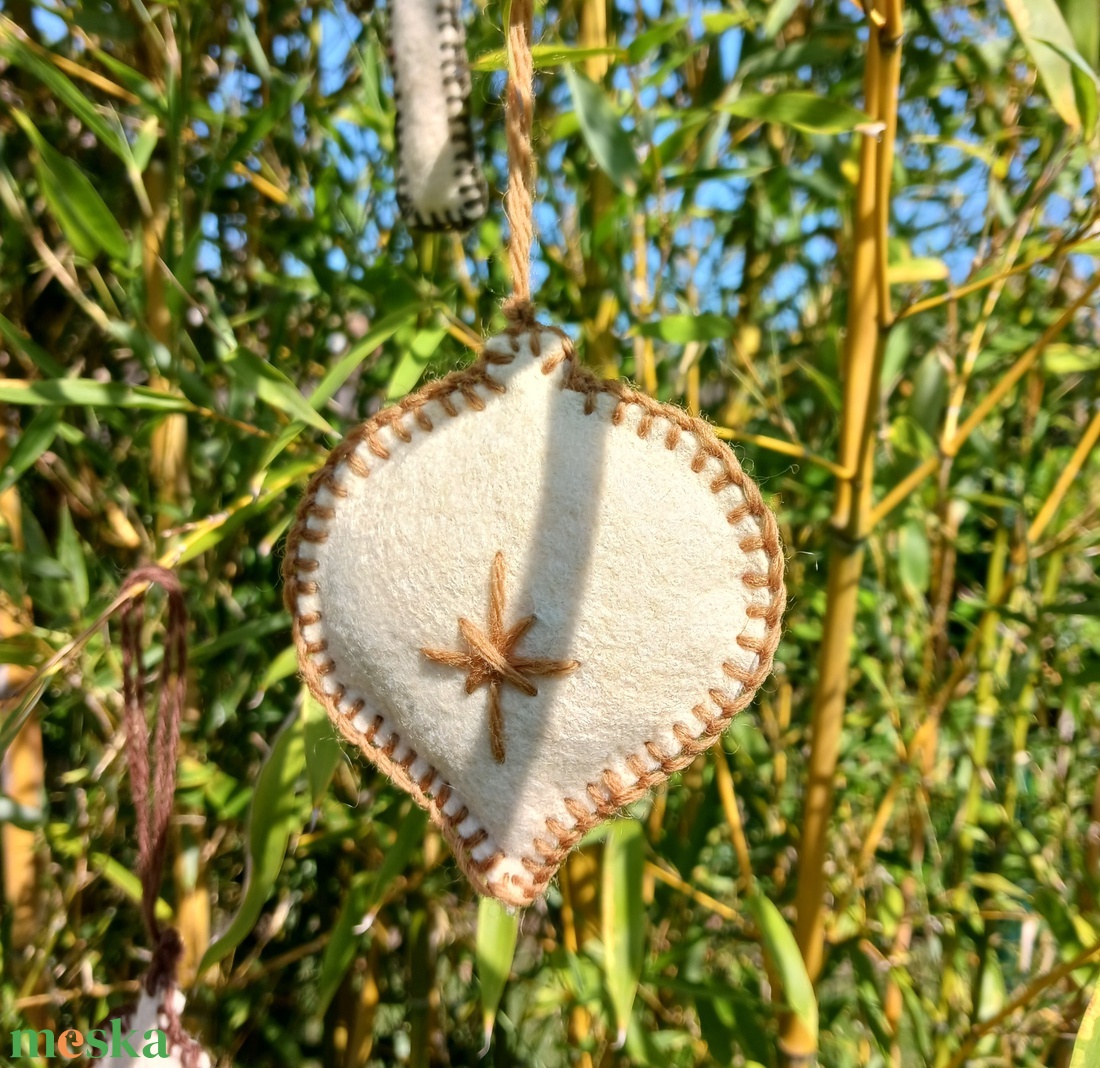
[101,990,211,1068]
[99,567,210,1068]
[389,0,488,230]
[285,0,785,907]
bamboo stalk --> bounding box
[1027,404,1100,547]
[954,525,1009,853]
[578,0,619,383]
[631,213,658,394]
[871,277,1100,527]
[0,433,46,1022]
[712,427,853,479]
[407,907,434,1068]
[345,943,381,1067]
[560,859,596,1068]
[944,938,1100,1068]
[644,862,745,927]
[884,876,916,1068]
[780,2,903,1058]
[927,530,1014,1045]
[904,401,1100,788]
[144,163,191,523]
[896,231,1100,321]
[712,746,754,895]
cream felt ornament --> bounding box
[284,0,785,907]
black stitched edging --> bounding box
[388,0,489,232]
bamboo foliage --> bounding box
[1,0,1100,1064]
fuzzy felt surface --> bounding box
[390,0,487,230]
[285,329,785,905]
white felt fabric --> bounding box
[292,331,778,897]
[390,0,486,229]
[102,989,210,1068]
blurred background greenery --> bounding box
[1,0,1099,1064]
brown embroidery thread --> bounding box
[283,331,786,907]
[421,551,580,763]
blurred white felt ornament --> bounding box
[101,987,210,1068]
[389,0,487,229]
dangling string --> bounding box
[502,0,537,328]
[118,564,200,1068]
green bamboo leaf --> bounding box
[1034,36,1100,138]
[0,379,192,411]
[224,350,335,433]
[199,713,307,972]
[477,897,519,1054]
[701,11,747,34]
[721,92,873,135]
[748,894,818,1044]
[302,692,343,807]
[472,43,625,72]
[1070,981,1100,1066]
[636,314,733,343]
[1004,0,1087,130]
[56,503,89,611]
[386,326,447,402]
[898,522,931,596]
[88,47,165,112]
[1044,343,1100,373]
[315,806,428,1014]
[0,408,61,494]
[762,0,802,39]
[259,646,301,692]
[209,77,310,191]
[1058,0,1099,67]
[132,115,161,174]
[0,638,40,668]
[311,304,422,410]
[11,110,130,261]
[563,66,640,194]
[234,0,272,82]
[602,820,646,1047]
[90,853,173,924]
[626,19,687,65]
[0,22,132,162]
[0,314,64,376]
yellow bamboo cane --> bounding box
[780,0,903,1058]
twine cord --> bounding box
[503,0,536,325]
[118,564,200,1068]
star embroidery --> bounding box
[421,551,580,763]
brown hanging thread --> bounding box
[502,0,537,328]
[117,564,201,1068]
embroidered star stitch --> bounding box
[420,551,580,763]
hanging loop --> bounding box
[503,0,536,322]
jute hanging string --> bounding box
[117,565,202,1068]
[502,0,536,324]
